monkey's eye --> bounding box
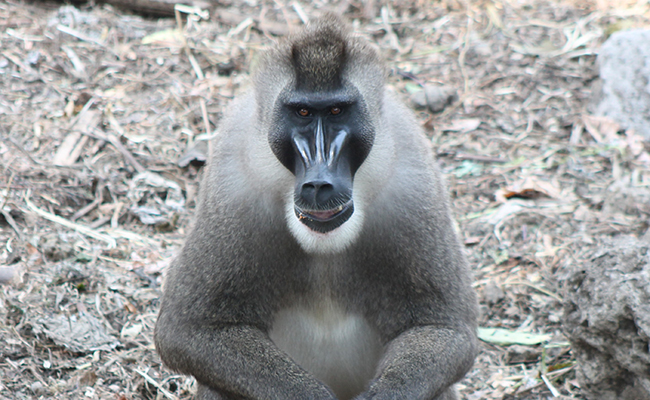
[297,108,311,117]
[330,107,342,115]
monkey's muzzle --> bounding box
[295,200,354,233]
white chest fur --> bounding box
[269,301,383,400]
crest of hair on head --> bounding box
[290,14,350,92]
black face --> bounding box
[269,86,375,233]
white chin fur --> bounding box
[286,196,364,255]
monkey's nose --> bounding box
[300,181,335,207]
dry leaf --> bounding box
[144,258,171,275]
[441,118,481,133]
[141,29,183,46]
[52,110,100,166]
[120,323,143,340]
[495,177,561,203]
[582,114,621,143]
[625,128,645,156]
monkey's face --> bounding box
[269,88,375,235]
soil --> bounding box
[1,0,650,399]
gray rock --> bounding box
[590,29,650,139]
[562,236,650,400]
[504,344,541,364]
[30,381,46,396]
[482,280,505,305]
[410,85,458,113]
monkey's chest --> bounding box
[269,303,383,400]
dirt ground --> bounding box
[1,0,650,399]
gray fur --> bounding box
[290,18,347,91]
[155,14,478,400]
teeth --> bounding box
[334,204,343,212]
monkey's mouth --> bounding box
[294,201,354,233]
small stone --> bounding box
[505,344,541,364]
[79,370,97,387]
[482,280,505,305]
[410,85,458,113]
[30,381,46,395]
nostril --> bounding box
[315,183,334,204]
[301,183,316,202]
[301,181,335,206]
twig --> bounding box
[1,137,40,166]
[438,152,508,164]
[67,98,96,131]
[454,153,507,163]
[135,369,178,400]
[292,2,309,24]
[24,190,117,248]
[504,280,564,302]
[56,24,106,48]
[259,6,274,41]
[228,17,254,37]
[2,50,40,79]
[54,103,99,166]
[185,46,205,80]
[173,4,209,20]
[458,0,473,94]
[546,364,576,379]
[380,6,403,54]
[103,109,147,174]
[0,170,15,211]
[1,210,23,241]
[1,136,81,170]
[540,373,561,397]
[104,227,163,247]
[396,69,426,86]
[477,231,493,251]
[199,98,210,138]
[217,9,289,36]
[106,131,146,174]
[61,45,87,76]
[111,202,124,229]
[175,6,212,152]
[273,0,296,32]
[175,7,204,80]
[89,216,111,230]
[72,181,105,221]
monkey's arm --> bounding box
[155,316,337,399]
[356,324,477,400]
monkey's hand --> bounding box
[155,319,337,400]
[353,325,477,400]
